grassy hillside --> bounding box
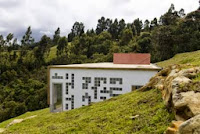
[2,50,200,133]
[46,45,57,62]
[46,42,71,62]
[157,50,200,67]
[0,89,173,134]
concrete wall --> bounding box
[50,68,158,111]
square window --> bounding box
[66,104,68,110]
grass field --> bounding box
[0,89,174,134]
[157,50,200,67]
[46,45,57,62]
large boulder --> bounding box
[173,91,200,121]
[178,114,200,134]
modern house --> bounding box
[48,53,161,112]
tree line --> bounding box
[0,4,200,122]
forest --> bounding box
[0,4,200,122]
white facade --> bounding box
[48,63,161,112]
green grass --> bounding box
[46,45,57,62]
[0,89,174,134]
[157,50,200,67]
[46,43,71,62]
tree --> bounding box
[57,37,68,56]
[93,31,112,55]
[34,35,51,64]
[127,23,137,36]
[151,26,175,61]
[199,0,200,10]
[144,20,150,32]
[159,4,179,25]
[86,29,95,36]
[133,18,143,36]
[119,28,133,46]
[150,18,158,30]
[68,22,85,42]
[118,19,126,36]
[21,26,34,46]
[53,27,60,45]
[0,35,5,53]
[137,32,151,53]
[108,19,118,39]
[6,33,13,46]
[178,8,185,18]
[19,26,34,61]
[96,17,107,34]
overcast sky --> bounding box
[0,0,198,41]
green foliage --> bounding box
[56,36,68,57]
[151,26,176,62]
[0,89,174,134]
[133,18,143,36]
[119,28,133,46]
[68,22,85,42]
[53,27,60,46]
[159,4,180,26]
[34,35,51,66]
[137,32,151,53]
[0,77,47,122]
[21,26,34,46]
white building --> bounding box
[48,54,161,112]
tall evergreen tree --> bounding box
[34,35,51,64]
[159,4,179,25]
[21,26,34,46]
[68,22,84,42]
[96,17,107,34]
[144,20,150,32]
[133,18,143,36]
[108,19,118,39]
[118,19,126,36]
[150,18,158,30]
[53,27,60,45]
[56,37,68,56]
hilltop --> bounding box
[1,50,200,133]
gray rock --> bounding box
[178,114,200,134]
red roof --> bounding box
[113,53,151,65]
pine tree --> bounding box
[21,26,34,46]
[53,27,60,45]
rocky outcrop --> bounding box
[178,114,200,134]
[140,65,200,134]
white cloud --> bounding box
[0,0,198,40]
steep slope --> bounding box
[0,89,173,134]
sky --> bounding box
[0,0,199,41]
